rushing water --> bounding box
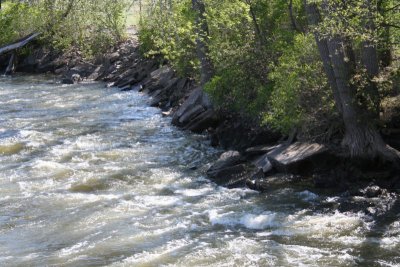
[0,75,399,267]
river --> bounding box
[0,75,399,266]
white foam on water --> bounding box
[297,190,319,201]
[116,239,192,266]
[175,187,214,197]
[18,179,55,194]
[208,210,279,230]
[59,241,91,257]
[20,130,55,148]
[136,195,183,207]
[375,260,400,267]
[288,211,368,237]
[239,213,278,230]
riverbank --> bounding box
[2,37,400,208]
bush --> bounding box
[266,33,338,139]
[204,66,272,119]
[0,0,129,57]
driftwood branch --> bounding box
[5,52,16,75]
[0,32,40,56]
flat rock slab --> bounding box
[267,142,330,175]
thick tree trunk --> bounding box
[192,0,213,86]
[305,0,399,162]
[326,37,384,159]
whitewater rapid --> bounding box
[0,75,399,266]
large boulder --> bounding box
[266,142,332,175]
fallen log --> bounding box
[0,32,40,57]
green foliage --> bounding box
[0,2,41,46]
[266,33,335,137]
[138,0,198,77]
[0,0,129,57]
[205,66,272,117]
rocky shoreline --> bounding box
[2,38,400,212]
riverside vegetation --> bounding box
[1,1,400,196]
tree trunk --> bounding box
[377,0,392,67]
[192,0,213,86]
[289,0,304,33]
[305,0,399,162]
[244,0,264,47]
[361,0,380,115]
[304,1,343,115]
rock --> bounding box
[207,151,243,177]
[168,78,190,107]
[359,185,386,198]
[172,88,204,125]
[66,64,94,78]
[267,142,332,175]
[244,144,282,157]
[185,109,219,133]
[62,73,81,84]
[252,154,273,174]
[178,105,205,125]
[171,87,217,132]
[143,65,175,93]
[246,174,302,191]
[54,66,68,75]
[149,89,167,107]
[109,52,120,63]
[207,151,250,187]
